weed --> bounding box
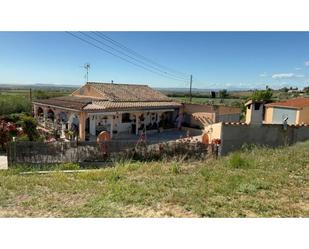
[171,162,181,174]
[107,169,122,183]
[228,152,251,169]
[238,183,257,194]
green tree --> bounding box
[17,115,39,141]
[219,89,228,99]
[279,87,289,93]
[250,89,273,102]
[303,86,309,94]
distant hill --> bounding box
[0,83,77,91]
[0,83,251,92]
[156,87,251,93]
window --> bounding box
[254,103,261,110]
[122,113,131,123]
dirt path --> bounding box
[0,155,8,170]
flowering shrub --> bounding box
[211,138,221,145]
[0,120,17,151]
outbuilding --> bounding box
[264,97,309,125]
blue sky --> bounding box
[1,32,309,89]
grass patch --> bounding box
[228,152,251,169]
[1,141,309,217]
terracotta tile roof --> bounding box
[87,82,171,102]
[83,101,182,111]
[33,96,95,110]
[265,97,309,109]
[223,122,248,126]
[33,83,182,112]
[218,106,241,115]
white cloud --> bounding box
[295,67,302,70]
[272,73,294,79]
[272,73,305,79]
[305,61,309,66]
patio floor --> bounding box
[113,128,202,144]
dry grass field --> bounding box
[0,141,308,217]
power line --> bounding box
[91,32,188,81]
[93,31,190,79]
[79,32,188,81]
[66,32,188,83]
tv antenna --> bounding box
[84,63,90,83]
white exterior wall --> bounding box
[272,107,297,125]
[86,109,177,136]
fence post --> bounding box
[7,142,11,167]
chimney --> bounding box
[245,100,264,125]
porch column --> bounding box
[89,114,96,136]
[157,113,161,126]
[110,116,114,138]
[135,113,140,135]
[43,107,48,128]
[33,105,38,118]
[54,110,59,130]
[79,112,86,141]
[61,123,66,138]
[67,112,73,130]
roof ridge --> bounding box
[87,82,148,87]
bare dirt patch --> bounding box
[124,203,198,217]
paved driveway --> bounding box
[0,155,8,170]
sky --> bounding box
[1,31,309,90]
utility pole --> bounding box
[84,63,90,83]
[189,74,193,103]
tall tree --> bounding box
[250,89,273,102]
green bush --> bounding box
[228,152,250,169]
[17,115,39,141]
[16,134,29,141]
[8,113,28,123]
[56,163,80,171]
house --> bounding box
[183,103,241,128]
[32,82,182,141]
[264,97,309,125]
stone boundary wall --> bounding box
[7,138,210,166]
[7,140,137,166]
